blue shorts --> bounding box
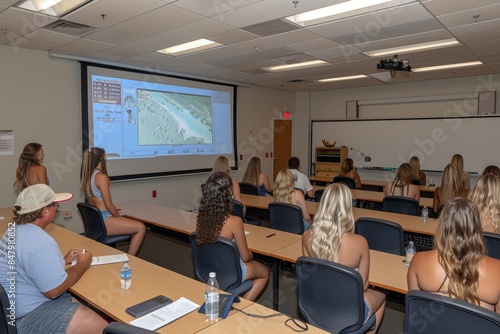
[101,209,112,221]
[239,258,247,282]
[16,293,80,334]
[303,219,312,230]
[363,298,370,323]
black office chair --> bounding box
[333,176,356,189]
[239,182,259,196]
[314,189,325,202]
[77,202,132,248]
[405,290,500,334]
[483,232,500,260]
[231,199,260,226]
[103,322,157,333]
[296,256,376,334]
[189,232,252,297]
[382,196,420,216]
[355,217,405,256]
[0,284,16,334]
[268,202,305,235]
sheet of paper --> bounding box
[130,297,199,331]
[72,254,129,266]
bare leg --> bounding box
[365,288,386,333]
[66,304,108,334]
[242,260,269,301]
[105,216,146,256]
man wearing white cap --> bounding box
[0,184,108,333]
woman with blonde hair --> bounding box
[384,163,420,201]
[468,174,500,233]
[80,147,145,255]
[13,143,48,193]
[433,163,468,215]
[196,172,269,301]
[303,183,386,332]
[451,154,471,190]
[409,156,426,186]
[273,169,311,230]
[242,157,273,196]
[212,156,242,202]
[338,158,362,188]
[408,198,500,313]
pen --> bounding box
[266,233,276,238]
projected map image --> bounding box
[137,90,213,145]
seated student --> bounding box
[409,156,426,186]
[80,147,146,256]
[384,163,420,201]
[482,165,500,178]
[408,198,500,314]
[451,153,471,190]
[0,184,109,333]
[303,183,386,333]
[338,158,362,188]
[13,142,48,194]
[433,163,468,216]
[242,156,273,196]
[288,156,314,198]
[468,174,500,233]
[274,169,312,230]
[212,156,242,202]
[195,172,269,301]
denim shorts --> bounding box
[16,293,80,334]
[239,258,247,282]
[101,209,112,221]
[363,298,370,323]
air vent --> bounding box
[241,19,300,37]
[43,19,98,37]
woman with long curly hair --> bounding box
[384,163,420,201]
[80,147,145,255]
[468,174,500,233]
[242,156,273,196]
[338,158,362,188]
[13,143,48,193]
[196,172,269,301]
[433,163,468,215]
[408,198,500,312]
[273,169,311,230]
[302,183,386,333]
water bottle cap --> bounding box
[209,272,216,278]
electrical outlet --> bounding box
[63,210,72,219]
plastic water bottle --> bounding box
[405,242,416,267]
[421,206,429,223]
[120,261,132,289]
[205,272,219,320]
[429,179,435,187]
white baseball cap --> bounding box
[15,184,73,214]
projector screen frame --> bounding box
[81,62,238,181]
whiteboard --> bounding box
[311,116,500,173]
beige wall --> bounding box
[1,45,294,232]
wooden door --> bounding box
[273,120,292,180]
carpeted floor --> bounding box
[131,228,406,333]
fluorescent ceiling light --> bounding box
[286,0,393,26]
[157,39,222,56]
[318,75,367,82]
[17,0,90,16]
[264,60,328,72]
[364,39,461,57]
[413,61,483,73]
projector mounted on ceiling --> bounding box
[377,55,411,78]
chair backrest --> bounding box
[355,217,405,255]
[296,256,369,333]
[314,189,325,202]
[382,196,420,216]
[103,322,157,333]
[333,176,356,189]
[405,290,500,334]
[239,182,259,196]
[268,202,304,234]
[483,232,500,260]
[231,199,247,224]
[189,232,244,291]
[0,284,16,334]
[77,202,108,242]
